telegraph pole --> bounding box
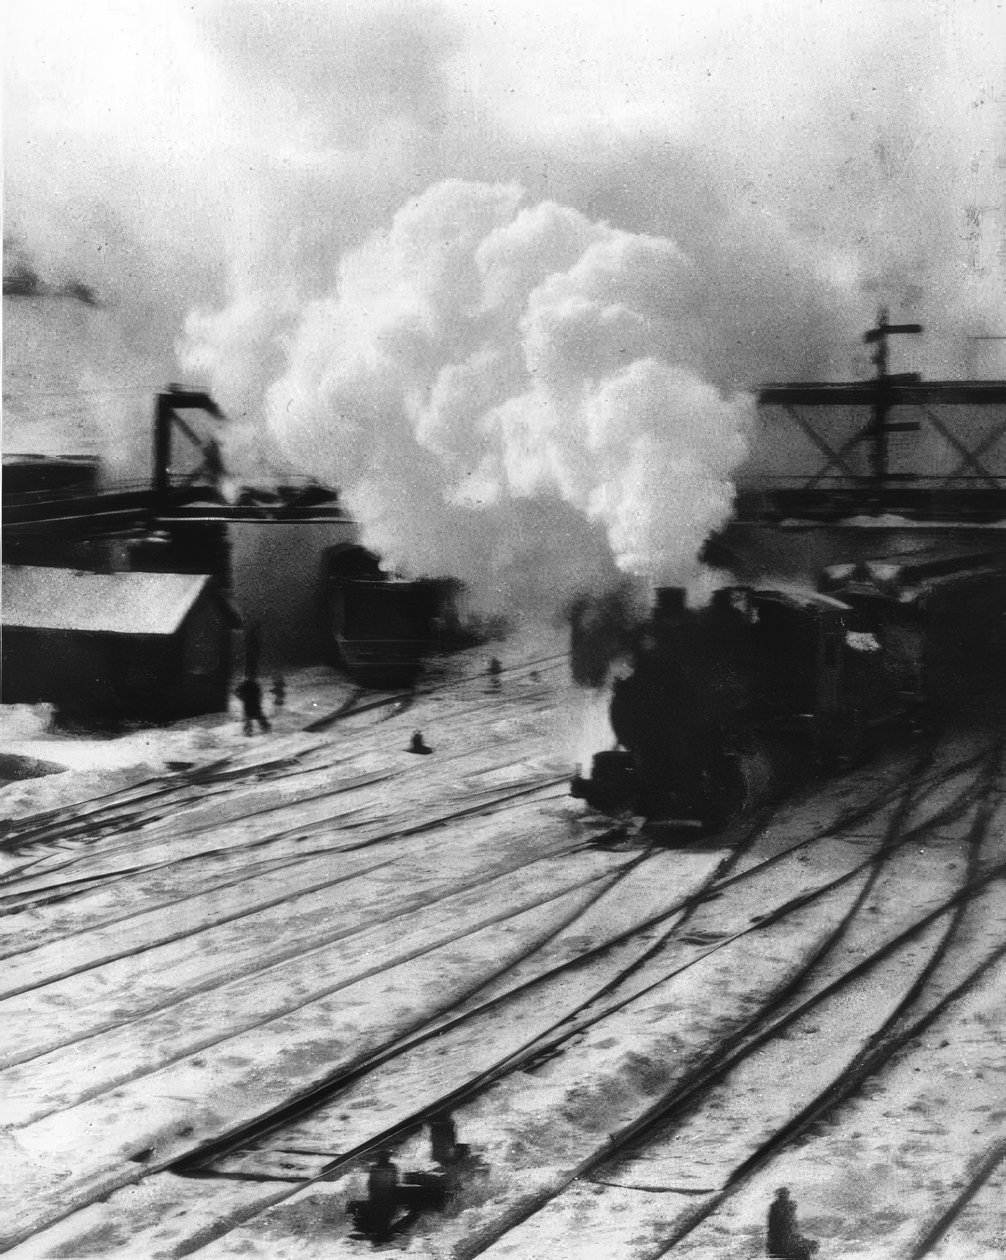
[862,309,923,486]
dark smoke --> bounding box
[568,585,645,689]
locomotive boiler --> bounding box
[571,546,1006,825]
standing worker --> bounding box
[767,1187,820,1259]
[430,1113,458,1164]
[235,677,271,736]
[367,1150,400,1239]
[271,674,286,711]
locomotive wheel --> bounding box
[703,739,805,824]
[701,751,750,825]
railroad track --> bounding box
[0,769,570,926]
[0,685,577,932]
[0,662,575,958]
[161,739,990,1162]
[146,734,1001,1260]
[635,947,1006,1260]
[0,744,333,857]
[638,815,1003,1255]
[0,671,981,913]
[0,789,585,1060]
[0,650,570,873]
[2,723,1000,1255]
[447,739,1005,1260]
[5,733,983,1255]
[0,715,553,881]
[0,840,657,1249]
[905,1138,1006,1260]
[301,653,571,733]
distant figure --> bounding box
[408,730,433,755]
[271,674,286,710]
[235,677,271,736]
[767,1187,819,1259]
[488,656,502,692]
[430,1112,458,1164]
[202,437,226,483]
[367,1150,400,1238]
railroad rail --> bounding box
[158,737,1002,1259]
[1,674,1001,1256]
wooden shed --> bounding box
[2,566,240,722]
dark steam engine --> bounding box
[572,547,1006,825]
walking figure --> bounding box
[235,677,271,736]
[430,1112,458,1164]
[271,674,286,710]
[767,1187,819,1259]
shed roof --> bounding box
[2,566,227,636]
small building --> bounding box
[2,566,240,722]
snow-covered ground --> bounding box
[1,641,1003,1259]
[0,666,356,821]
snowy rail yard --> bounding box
[7,2,1006,1256]
[0,638,1003,1260]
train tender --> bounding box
[571,545,1006,825]
[322,543,467,688]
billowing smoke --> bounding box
[199,181,755,619]
[6,0,1006,632]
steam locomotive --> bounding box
[571,545,1006,825]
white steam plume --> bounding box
[7,0,1005,545]
[216,182,754,619]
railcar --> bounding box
[321,544,465,688]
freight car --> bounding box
[571,546,1006,825]
[321,544,467,688]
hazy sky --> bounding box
[7,0,1004,375]
[5,1,1006,607]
